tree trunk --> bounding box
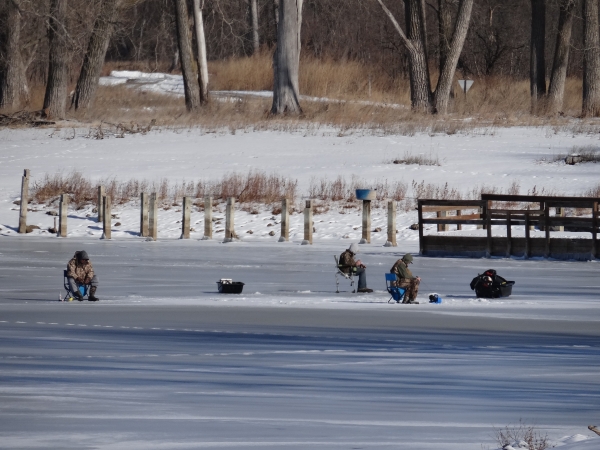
[250,0,259,54]
[583,0,600,116]
[405,0,433,112]
[433,0,474,115]
[192,0,209,103]
[0,0,22,111]
[173,0,200,111]
[43,0,69,119]
[271,0,303,115]
[376,0,432,112]
[71,0,121,111]
[530,0,546,114]
[438,0,453,73]
[547,0,575,115]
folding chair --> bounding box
[63,269,89,301]
[385,273,406,303]
[334,255,355,293]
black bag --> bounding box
[470,269,515,298]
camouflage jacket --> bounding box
[338,250,357,274]
[390,259,414,280]
[67,252,95,284]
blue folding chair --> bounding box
[385,273,406,304]
[63,269,89,301]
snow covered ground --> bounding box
[1,79,600,448]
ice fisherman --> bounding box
[66,250,99,301]
[390,253,420,304]
[339,243,373,293]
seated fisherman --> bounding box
[390,253,420,304]
[66,250,99,301]
[339,243,373,293]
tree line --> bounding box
[1,0,600,118]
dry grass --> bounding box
[31,170,298,209]
[390,151,440,166]
[493,420,554,450]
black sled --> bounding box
[470,269,515,298]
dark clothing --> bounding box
[67,251,98,297]
[339,250,357,274]
[396,278,420,302]
[339,249,367,290]
[391,259,419,301]
[390,259,414,280]
[67,251,95,285]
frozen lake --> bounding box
[1,237,599,449]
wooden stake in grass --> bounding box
[149,192,157,241]
[385,200,397,247]
[18,169,30,234]
[181,196,191,239]
[278,197,290,242]
[224,197,235,243]
[140,192,149,237]
[359,200,371,244]
[97,185,105,223]
[101,195,111,240]
[203,196,212,240]
[302,199,313,245]
[59,194,68,238]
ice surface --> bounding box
[1,100,600,448]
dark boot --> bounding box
[88,286,99,302]
[75,291,84,301]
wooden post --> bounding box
[418,201,424,255]
[505,211,512,258]
[544,204,550,258]
[525,211,531,259]
[97,185,105,223]
[18,169,30,233]
[359,199,371,244]
[101,195,111,240]
[456,209,462,231]
[477,206,483,229]
[279,197,289,242]
[385,200,397,247]
[539,201,545,231]
[140,192,149,237]
[203,196,212,240]
[556,206,564,232]
[302,199,313,245]
[482,201,491,230]
[224,197,235,242]
[181,196,191,239]
[592,202,598,259]
[485,207,492,258]
[437,210,448,232]
[58,194,68,237]
[148,192,157,241]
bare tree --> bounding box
[530,0,546,114]
[376,0,473,114]
[271,0,303,115]
[174,0,200,111]
[583,0,600,116]
[438,0,455,72]
[71,0,121,111]
[547,0,575,115]
[43,0,69,119]
[192,0,209,103]
[250,0,259,54]
[0,0,22,110]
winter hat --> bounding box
[78,250,90,260]
[401,253,413,264]
[348,243,359,254]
